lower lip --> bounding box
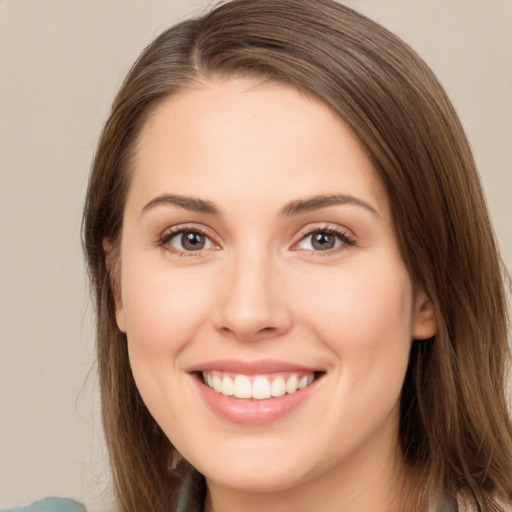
[193,374,320,425]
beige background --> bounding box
[0,1,510,511]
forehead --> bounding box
[128,78,387,216]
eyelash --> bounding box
[157,224,356,257]
[293,226,356,254]
[157,225,217,257]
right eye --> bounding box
[160,229,217,253]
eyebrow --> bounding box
[141,194,222,216]
[279,194,378,217]
[141,193,378,217]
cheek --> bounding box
[119,257,216,431]
[121,260,212,353]
[118,254,216,419]
[294,260,413,384]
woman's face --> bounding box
[114,79,436,498]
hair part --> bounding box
[82,1,512,511]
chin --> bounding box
[202,463,310,494]
[184,439,312,493]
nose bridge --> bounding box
[213,240,291,340]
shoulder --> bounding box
[1,498,86,512]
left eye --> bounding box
[167,230,215,252]
[296,230,349,251]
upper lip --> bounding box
[186,358,322,375]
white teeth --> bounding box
[221,376,234,396]
[297,374,315,388]
[234,375,252,399]
[212,374,222,393]
[202,371,316,400]
[253,376,271,399]
[285,375,298,394]
[271,377,286,397]
[298,375,309,389]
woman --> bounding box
[82,0,512,511]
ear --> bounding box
[103,238,126,333]
[411,288,438,340]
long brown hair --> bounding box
[82,1,512,510]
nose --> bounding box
[211,248,293,342]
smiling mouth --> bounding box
[201,370,321,400]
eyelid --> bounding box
[157,223,221,255]
[156,222,356,256]
[291,224,356,252]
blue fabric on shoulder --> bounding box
[1,497,86,512]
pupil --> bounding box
[312,232,334,250]
[183,232,205,250]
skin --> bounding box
[112,78,437,512]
